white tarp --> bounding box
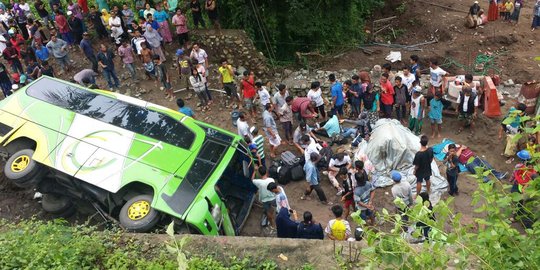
[354,119,448,197]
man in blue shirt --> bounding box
[410,55,420,82]
[34,43,49,64]
[301,152,331,204]
[176,98,195,118]
[329,74,344,118]
[79,32,98,72]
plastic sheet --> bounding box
[354,119,448,196]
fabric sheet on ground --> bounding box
[353,119,448,199]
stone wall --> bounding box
[190,29,270,78]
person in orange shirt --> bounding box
[380,73,394,118]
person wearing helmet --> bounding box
[390,170,413,210]
[511,150,537,193]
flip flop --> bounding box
[505,158,514,164]
[455,129,463,135]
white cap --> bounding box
[11,84,19,90]
[67,11,73,16]
[474,1,478,4]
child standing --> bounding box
[338,168,355,219]
[428,91,443,138]
[444,144,462,196]
[504,0,514,21]
[409,85,426,135]
[325,205,351,241]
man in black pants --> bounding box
[301,153,332,205]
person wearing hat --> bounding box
[408,85,426,135]
[118,39,137,81]
[455,86,478,135]
[511,150,537,193]
[301,152,331,205]
[470,1,481,16]
[67,10,84,45]
[390,170,413,211]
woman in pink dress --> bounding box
[154,3,172,43]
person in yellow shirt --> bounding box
[504,0,514,21]
[218,58,241,108]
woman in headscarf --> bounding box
[143,24,166,62]
[154,3,172,43]
[101,9,111,30]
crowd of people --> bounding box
[466,0,540,29]
[0,1,537,240]
[0,0,221,98]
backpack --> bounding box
[331,219,347,241]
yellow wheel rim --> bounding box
[11,155,30,172]
[127,200,150,221]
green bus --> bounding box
[0,76,256,235]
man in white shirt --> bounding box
[293,122,318,154]
[109,11,124,45]
[256,82,271,111]
[300,135,320,163]
[401,66,416,93]
[327,153,351,195]
[190,43,208,67]
[236,112,252,140]
[429,59,448,94]
[252,166,277,229]
[273,84,289,109]
[455,87,478,134]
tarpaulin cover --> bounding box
[354,119,448,195]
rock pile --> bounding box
[190,30,270,78]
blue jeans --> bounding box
[446,173,458,195]
[125,63,137,79]
[342,127,357,138]
[465,157,506,182]
[103,69,120,88]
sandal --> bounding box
[455,128,463,135]
[505,158,514,164]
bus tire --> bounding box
[119,195,160,232]
[41,193,76,217]
[4,149,45,188]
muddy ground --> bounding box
[0,0,535,236]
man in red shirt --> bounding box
[292,97,317,123]
[380,73,394,118]
[240,70,257,119]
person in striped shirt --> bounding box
[250,127,266,168]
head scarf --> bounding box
[101,9,110,25]
[143,24,162,48]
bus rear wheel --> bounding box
[119,195,160,232]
